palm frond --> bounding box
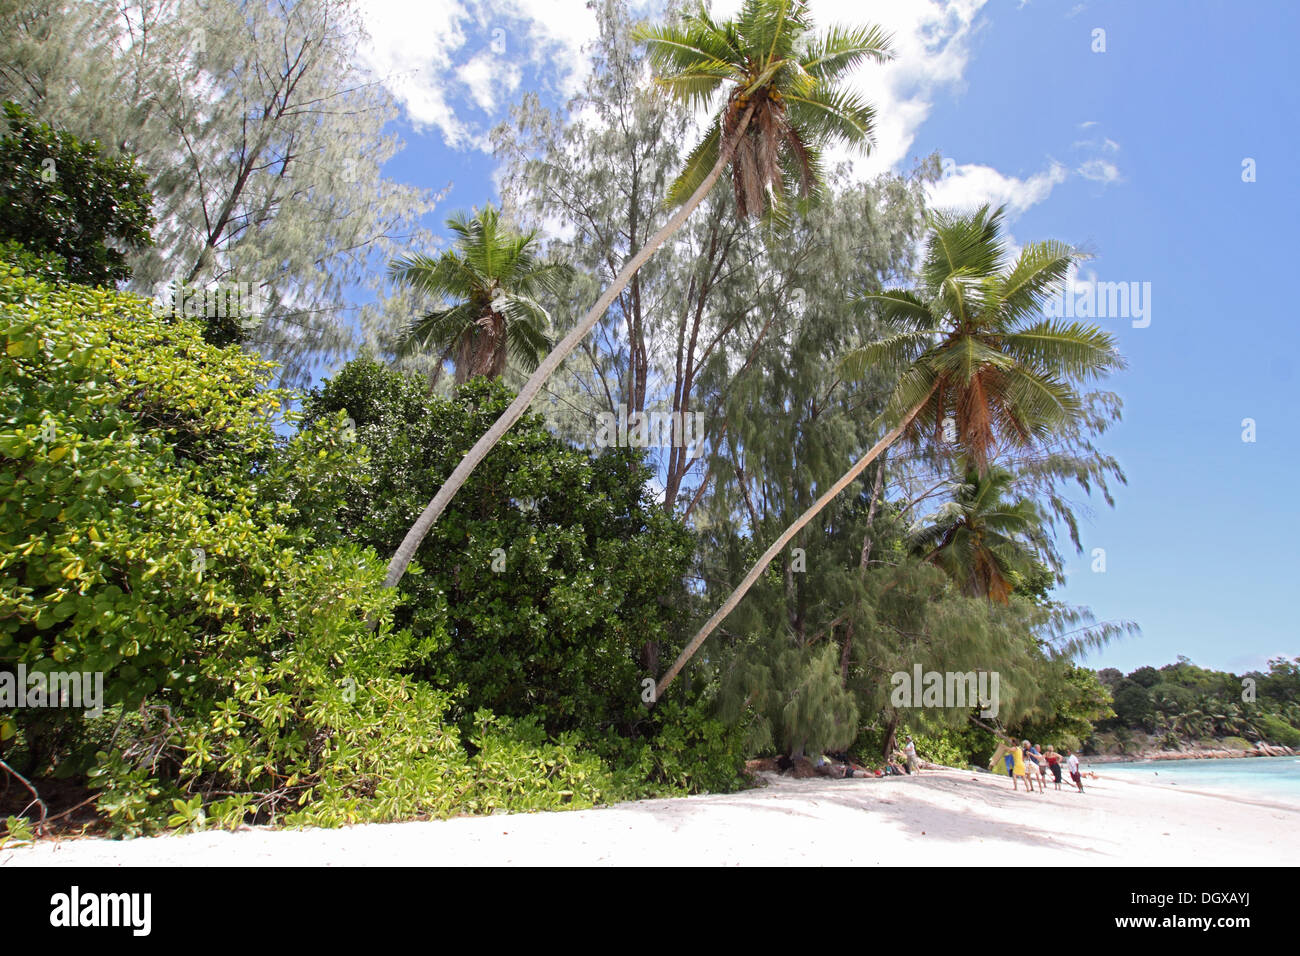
[668,117,723,207]
[399,301,477,359]
[784,86,878,150]
[839,331,930,380]
[1000,320,1124,382]
[800,23,893,81]
[996,239,1078,322]
[853,289,937,331]
[922,204,1006,292]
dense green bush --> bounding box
[0,266,746,839]
[301,358,697,741]
[0,261,451,829]
[0,102,154,286]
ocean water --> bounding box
[1083,755,1300,803]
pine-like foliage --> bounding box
[0,0,441,385]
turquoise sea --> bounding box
[1083,756,1300,803]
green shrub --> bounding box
[909,726,978,768]
[301,359,697,743]
[0,102,154,286]
[1254,714,1300,748]
[1,266,745,837]
[600,698,750,796]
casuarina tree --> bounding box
[656,205,1125,698]
[382,0,892,590]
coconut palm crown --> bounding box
[388,205,569,384]
[842,204,1126,473]
[637,0,892,218]
[909,465,1050,604]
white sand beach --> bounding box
[4,767,1297,867]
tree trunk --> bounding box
[382,105,757,590]
[841,462,884,682]
[838,623,853,681]
[655,385,936,700]
[882,710,900,760]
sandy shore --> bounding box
[4,768,1297,866]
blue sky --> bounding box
[354,0,1299,676]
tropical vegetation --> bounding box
[2,0,1292,843]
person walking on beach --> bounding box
[1029,742,1047,791]
[1010,739,1033,792]
[1018,740,1037,793]
[1045,746,1063,791]
[989,739,1015,786]
[1066,750,1084,792]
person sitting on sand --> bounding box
[1066,750,1084,792]
[1045,746,1063,790]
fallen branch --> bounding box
[0,756,48,835]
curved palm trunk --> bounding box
[655,384,936,700]
[383,107,756,590]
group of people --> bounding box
[990,739,1084,793]
[881,735,924,776]
[825,736,1087,789]
[820,736,926,778]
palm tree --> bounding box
[655,205,1124,698]
[381,0,891,590]
[908,464,1049,603]
[388,206,564,385]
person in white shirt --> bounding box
[1066,750,1084,792]
[903,736,920,774]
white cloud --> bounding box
[355,0,476,147]
[1077,158,1122,183]
[359,0,993,167]
[358,0,1080,226]
[1073,136,1119,152]
[1073,129,1123,185]
[356,0,608,149]
[459,50,521,113]
[926,161,1069,217]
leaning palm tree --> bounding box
[908,464,1049,604]
[381,0,892,589]
[656,204,1124,698]
[388,206,564,385]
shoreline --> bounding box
[1083,746,1296,764]
[4,764,1297,867]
